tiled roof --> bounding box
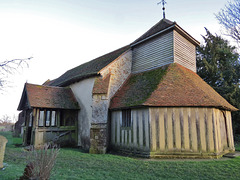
[92,74,111,94]
[131,18,175,46]
[131,18,199,47]
[49,45,130,87]
[110,63,237,111]
[17,83,79,110]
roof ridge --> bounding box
[26,82,71,89]
[49,45,130,87]
[131,18,175,45]
[65,45,130,74]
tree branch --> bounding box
[0,57,33,91]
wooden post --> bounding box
[0,136,8,168]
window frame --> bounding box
[29,112,33,127]
[38,109,58,127]
[121,109,132,128]
[38,110,45,127]
[51,111,57,127]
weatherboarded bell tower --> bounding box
[131,18,198,74]
[109,18,237,158]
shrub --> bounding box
[20,144,59,180]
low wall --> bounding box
[34,127,77,148]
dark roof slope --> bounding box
[110,63,237,111]
[49,45,130,87]
[18,83,79,110]
[131,18,199,47]
[131,18,175,46]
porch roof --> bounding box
[17,83,79,110]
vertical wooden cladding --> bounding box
[111,109,150,152]
[111,107,234,157]
[149,107,235,156]
[173,30,196,72]
[132,31,174,74]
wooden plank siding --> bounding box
[111,109,150,156]
[226,111,235,149]
[110,107,234,158]
[131,30,196,74]
[149,107,235,158]
[173,30,196,72]
[132,31,174,74]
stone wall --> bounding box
[89,123,107,154]
[92,50,132,123]
[92,95,108,124]
[100,50,132,99]
[90,50,132,153]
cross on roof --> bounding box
[157,0,167,19]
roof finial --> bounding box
[157,0,167,19]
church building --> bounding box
[17,18,237,158]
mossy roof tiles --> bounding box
[110,63,237,111]
[18,83,79,110]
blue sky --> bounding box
[0,0,232,120]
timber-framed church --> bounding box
[17,18,237,158]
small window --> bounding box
[51,111,56,126]
[39,111,44,127]
[29,112,33,127]
[38,110,58,127]
[46,111,51,127]
[122,109,131,127]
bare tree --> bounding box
[0,57,32,91]
[0,114,12,125]
[216,0,240,43]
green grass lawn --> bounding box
[1,131,240,180]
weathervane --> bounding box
[157,0,167,19]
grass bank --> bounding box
[1,132,240,180]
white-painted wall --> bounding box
[70,77,95,149]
